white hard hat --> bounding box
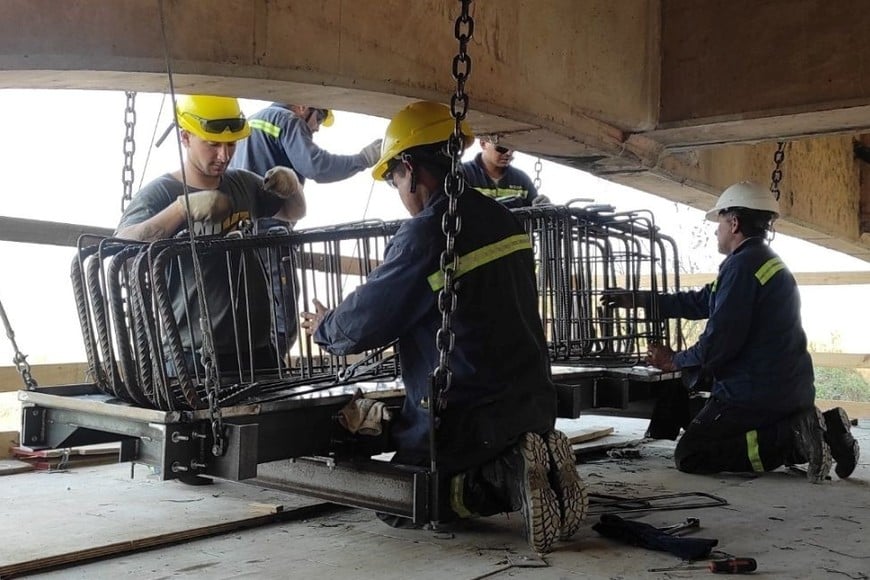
[705,181,780,222]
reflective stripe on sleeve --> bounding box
[427,233,532,292]
[249,119,281,138]
[755,257,785,286]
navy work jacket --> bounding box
[314,188,556,472]
[660,237,814,416]
[229,103,367,184]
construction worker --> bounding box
[300,101,586,554]
[229,103,381,355]
[461,136,547,208]
[116,95,305,373]
[602,181,860,483]
[229,103,382,184]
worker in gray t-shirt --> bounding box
[116,95,306,373]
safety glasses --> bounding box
[384,159,402,189]
[182,112,247,134]
[494,145,511,154]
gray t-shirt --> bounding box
[118,169,279,356]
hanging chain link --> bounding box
[121,91,137,213]
[0,296,37,389]
[533,157,543,191]
[433,0,474,412]
[770,141,785,201]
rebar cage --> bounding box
[71,205,682,411]
[514,202,683,365]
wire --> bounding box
[137,92,167,192]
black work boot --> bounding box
[791,406,832,484]
[823,407,860,479]
[545,430,588,540]
[504,432,560,554]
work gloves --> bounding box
[359,139,383,167]
[532,194,552,206]
[176,190,232,223]
[338,388,392,436]
[264,166,307,222]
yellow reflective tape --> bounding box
[427,234,532,292]
[755,257,785,286]
[249,119,281,138]
[711,279,718,292]
[477,186,526,200]
[746,430,765,472]
[450,474,475,519]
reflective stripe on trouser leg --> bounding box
[746,429,765,472]
[450,474,476,519]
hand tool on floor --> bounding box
[648,557,758,574]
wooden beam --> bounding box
[816,399,870,419]
[644,270,870,288]
[0,216,113,247]
[0,502,336,578]
[0,362,91,393]
[810,352,870,370]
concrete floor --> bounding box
[4,415,868,579]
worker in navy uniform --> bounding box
[603,182,860,483]
[461,136,546,208]
[300,102,586,554]
[116,95,305,374]
[229,103,382,355]
[229,103,381,185]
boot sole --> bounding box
[546,430,589,540]
[517,433,560,554]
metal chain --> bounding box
[434,0,474,412]
[0,296,37,389]
[121,91,137,213]
[770,141,785,201]
[533,157,543,191]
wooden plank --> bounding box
[0,502,333,578]
[0,216,113,246]
[810,352,870,369]
[298,251,382,276]
[0,459,33,476]
[563,426,614,445]
[642,270,870,288]
[0,362,91,393]
[0,431,18,459]
[817,399,870,419]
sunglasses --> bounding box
[494,145,511,154]
[384,159,403,189]
[183,112,246,134]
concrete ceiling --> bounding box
[1,0,868,260]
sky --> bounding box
[0,89,868,365]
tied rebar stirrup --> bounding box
[770,141,785,202]
[0,295,37,389]
[121,91,137,213]
[433,0,474,414]
[158,0,224,457]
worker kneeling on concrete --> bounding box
[300,101,587,554]
[602,181,860,483]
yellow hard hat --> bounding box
[176,95,251,142]
[372,101,474,180]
